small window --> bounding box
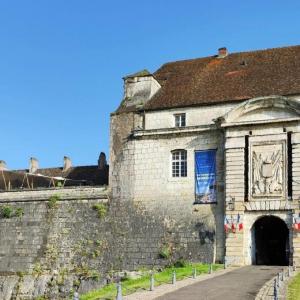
[174,113,186,127]
[172,150,187,177]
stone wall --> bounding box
[110,107,228,267]
[0,184,220,299]
[131,130,225,262]
[144,103,236,130]
[0,187,109,299]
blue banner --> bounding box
[195,150,217,203]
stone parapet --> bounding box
[0,186,108,203]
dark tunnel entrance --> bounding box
[252,216,289,266]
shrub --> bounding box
[2,205,13,218]
[173,259,188,268]
[73,279,80,287]
[158,245,171,259]
[92,203,107,218]
[48,194,60,209]
[56,181,63,188]
[15,207,24,217]
[32,263,43,276]
[88,270,100,281]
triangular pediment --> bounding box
[217,96,300,127]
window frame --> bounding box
[174,113,186,128]
[171,149,187,178]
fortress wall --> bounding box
[0,185,216,299]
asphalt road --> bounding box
[155,266,283,300]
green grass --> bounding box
[288,272,300,300]
[80,263,223,300]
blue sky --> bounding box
[0,0,299,169]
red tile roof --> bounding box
[145,45,300,110]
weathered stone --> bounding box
[0,276,18,300]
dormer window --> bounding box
[174,113,186,127]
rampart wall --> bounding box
[0,185,215,299]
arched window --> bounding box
[171,150,187,177]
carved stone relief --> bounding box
[250,142,286,199]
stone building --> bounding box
[110,45,300,267]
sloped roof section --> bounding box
[0,165,109,191]
[145,45,300,110]
[123,69,152,79]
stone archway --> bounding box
[251,216,289,266]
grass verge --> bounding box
[80,263,223,300]
[288,272,300,300]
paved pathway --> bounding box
[155,266,283,300]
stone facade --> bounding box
[111,93,300,268]
[110,104,230,264]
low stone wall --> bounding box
[0,186,215,299]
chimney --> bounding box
[29,157,39,173]
[0,160,7,171]
[98,152,107,170]
[218,47,228,58]
[63,156,72,172]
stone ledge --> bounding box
[0,186,108,203]
[132,124,217,137]
[245,200,296,211]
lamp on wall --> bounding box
[227,196,235,211]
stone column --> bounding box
[224,136,246,266]
[291,132,300,266]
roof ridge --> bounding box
[144,44,300,111]
[155,44,300,69]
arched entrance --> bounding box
[252,216,289,266]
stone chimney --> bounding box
[63,156,72,172]
[98,152,107,170]
[29,157,39,173]
[122,69,161,109]
[218,47,228,58]
[0,160,7,170]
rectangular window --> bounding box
[172,150,187,177]
[195,150,217,203]
[174,113,186,127]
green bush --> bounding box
[15,207,24,217]
[32,263,43,276]
[56,181,63,188]
[0,205,25,218]
[158,245,171,259]
[173,259,188,268]
[48,194,60,209]
[2,206,13,218]
[92,203,107,218]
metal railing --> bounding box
[73,263,215,300]
[271,266,295,300]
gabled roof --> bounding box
[145,45,300,110]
